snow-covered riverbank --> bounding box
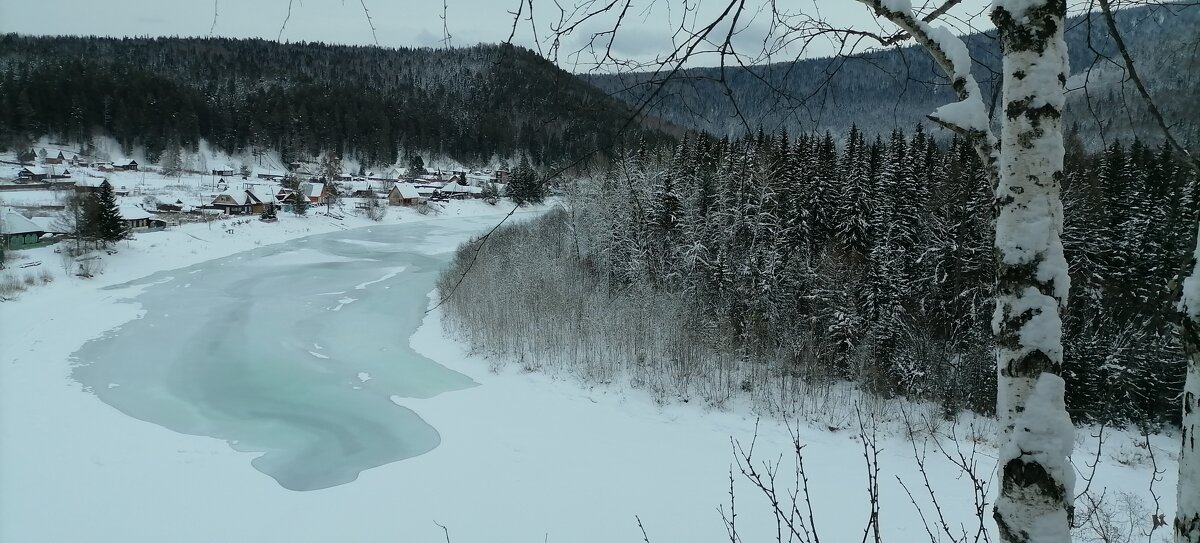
[0,201,1180,543]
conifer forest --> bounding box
[441,126,1197,427]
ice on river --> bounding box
[70,226,477,491]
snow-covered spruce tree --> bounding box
[835,125,873,259]
[857,1,1074,541]
[96,180,129,245]
[508,155,544,206]
[292,190,309,216]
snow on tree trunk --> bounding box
[1176,222,1200,543]
[989,1,1074,542]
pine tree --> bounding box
[408,155,426,177]
[292,189,310,216]
[836,125,872,258]
[95,181,128,244]
[508,155,544,206]
[650,171,681,233]
[161,139,183,176]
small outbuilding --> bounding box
[1,207,47,249]
[118,205,161,229]
[388,183,422,206]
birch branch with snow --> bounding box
[854,0,998,185]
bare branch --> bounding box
[209,0,218,36]
[278,0,293,42]
[1096,0,1200,175]
[358,0,379,46]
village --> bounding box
[0,146,514,252]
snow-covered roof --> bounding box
[246,188,275,204]
[75,178,106,187]
[118,205,154,221]
[301,182,325,198]
[441,182,483,194]
[20,166,47,175]
[212,191,243,206]
[0,207,43,234]
[30,216,62,233]
[345,180,372,193]
[392,184,420,199]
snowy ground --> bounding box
[0,199,1181,542]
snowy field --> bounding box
[0,200,1180,542]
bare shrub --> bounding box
[23,273,37,286]
[1074,491,1153,543]
[0,274,26,298]
[77,257,105,278]
[38,268,53,284]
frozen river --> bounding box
[3,209,1171,543]
[71,221,485,490]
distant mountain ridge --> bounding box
[584,4,1200,147]
[0,36,672,166]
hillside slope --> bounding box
[585,4,1200,146]
[0,36,672,166]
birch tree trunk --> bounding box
[989,1,1076,542]
[1176,223,1200,543]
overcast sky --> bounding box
[0,0,994,71]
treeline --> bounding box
[441,127,1197,427]
[0,35,671,166]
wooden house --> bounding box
[43,151,66,165]
[210,189,271,215]
[74,178,103,193]
[210,192,252,215]
[0,208,46,249]
[118,205,163,230]
[17,166,48,182]
[299,182,328,205]
[388,184,421,206]
[440,182,483,199]
[245,188,275,214]
[115,160,139,171]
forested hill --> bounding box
[585,4,1200,147]
[0,36,673,166]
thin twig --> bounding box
[278,0,294,42]
[433,520,451,543]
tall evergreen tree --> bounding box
[95,181,128,244]
[508,155,544,206]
